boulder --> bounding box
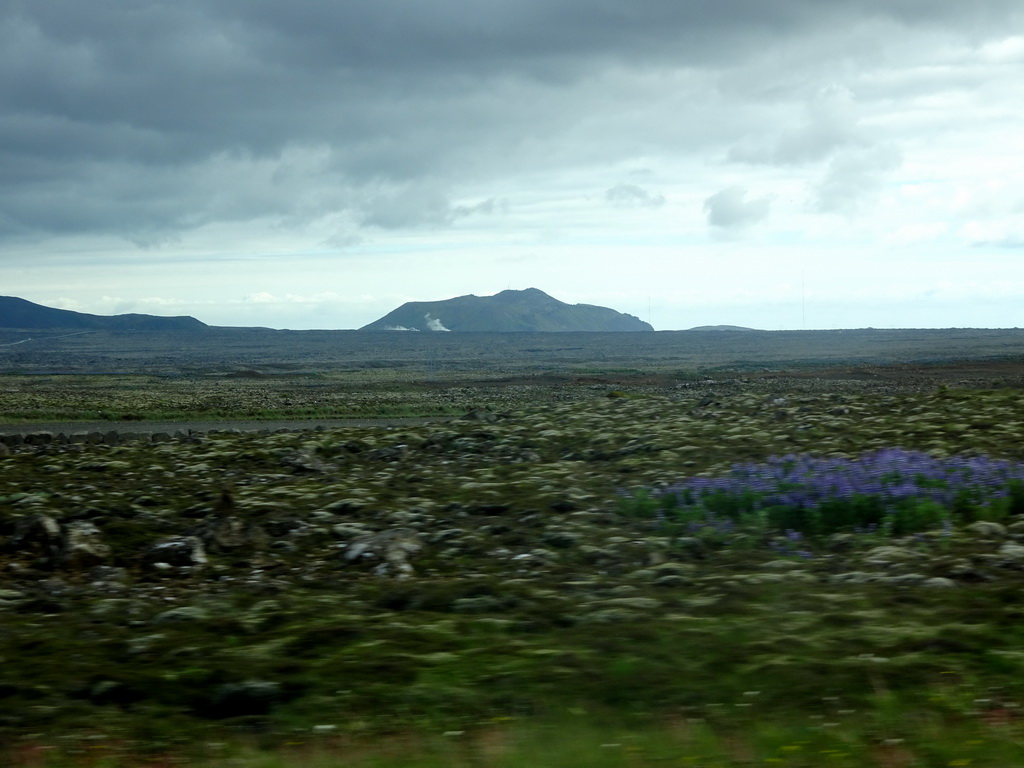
[194,516,268,553]
[7,513,63,565]
[154,605,212,624]
[966,521,1006,538]
[61,521,111,569]
[143,536,208,570]
[24,432,54,446]
[996,541,1024,564]
[922,577,957,589]
[344,528,423,578]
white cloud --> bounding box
[703,187,771,230]
[980,35,1024,63]
[961,218,1024,248]
[728,86,865,166]
[885,221,950,245]
[245,292,277,304]
[811,144,903,214]
[606,182,666,209]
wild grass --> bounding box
[8,707,1024,767]
[4,381,1024,765]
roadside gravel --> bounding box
[0,416,448,436]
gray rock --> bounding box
[996,541,1024,563]
[653,575,689,588]
[863,546,921,567]
[884,573,926,586]
[830,571,882,585]
[61,521,111,569]
[597,597,662,610]
[127,633,166,654]
[7,513,63,564]
[946,559,989,581]
[25,431,54,446]
[607,585,640,596]
[280,450,334,473]
[966,521,1006,538]
[143,536,208,569]
[332,522,374,539]
[922,577,957,589]
[0,587,26,609]
[345,528,423,578]
[154,605,211,624]
[195,516,267,552]
[322,498,370,514]
[452,596,505,613]
[430,528,466,544]
[542,530,580,549]
[579,608,642,624]
[366,445,409,462]
[90,565,128,583]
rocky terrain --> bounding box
[3,322,1024,763]
[3,374,1024,760]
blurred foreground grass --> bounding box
[8,708,1024,767]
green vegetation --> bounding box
[2,378,1024,765]
[0,373,504,422]
[8,710,1024,767]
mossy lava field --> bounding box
[2,328,1024,765]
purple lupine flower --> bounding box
[630,448,1024,538]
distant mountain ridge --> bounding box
[361,288,654,332]
[687,325,757,332]
[0,296,207,331]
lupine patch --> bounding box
[624,448,1024,538]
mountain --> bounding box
[360,288,654,332]
[0,296,207,331]
[687,325,757,331]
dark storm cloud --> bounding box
[2,0,1021,243]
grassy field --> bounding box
[2,332,1024,765]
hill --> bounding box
[0,296,207,331]
[687,324,757,331]
[360,288,653,332]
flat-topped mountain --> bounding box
[687,324,757,332]
[361,288,654,332]
[0,296,207,331]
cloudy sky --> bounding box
[2,1,1023,330]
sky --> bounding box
[2,1,1023,331]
